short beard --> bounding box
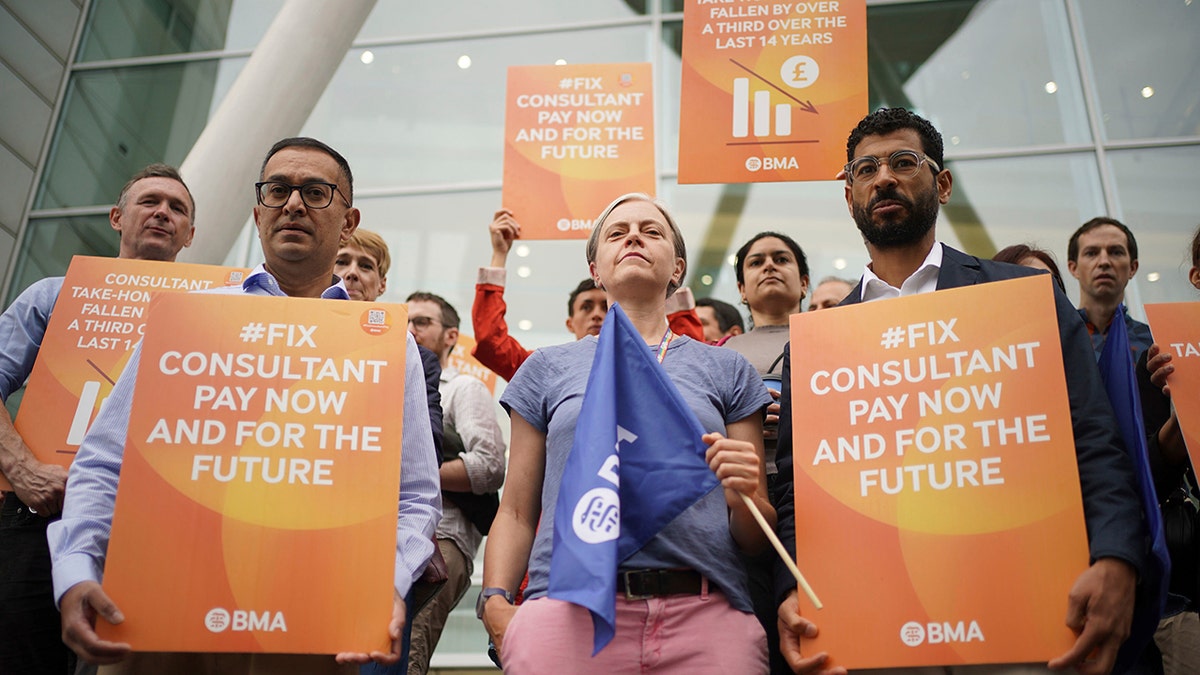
[853,186,939,249]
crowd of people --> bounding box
[0,107,1195,675]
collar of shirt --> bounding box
[860,241,944,303]
[240,263,351,300]
[440,364,459,384]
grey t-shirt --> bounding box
[500,334,771,612]
[722,324,790,377]
[723,325,791,474]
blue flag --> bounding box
[548,304,721,654]
[1097,304,1171,672]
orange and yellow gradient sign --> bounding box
[502,62,656,240]
[678,0,867,184]
[98,293,408,653]
[3,257,245,491]
[789,276,1088,668]
[448,335,497,395]
[1146,303,1200,469]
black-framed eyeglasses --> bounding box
[407,316,442,329]
[843,150,940,185]
[255,181,349,209]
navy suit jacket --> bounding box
[773,244,1147,602]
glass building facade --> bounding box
[3,0,1199,669]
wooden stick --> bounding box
[739,493,822,609]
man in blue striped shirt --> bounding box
[0,163,196,675]
[49,138,441,674]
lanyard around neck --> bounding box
[655,325,674,364]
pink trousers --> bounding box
[500,589,767,674]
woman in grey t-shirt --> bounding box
[481,194,774,674]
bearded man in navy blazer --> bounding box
[772,108,1145,675]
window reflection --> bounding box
[357,0,649,41]
[1078,0,1200,140]
[1108,146,1200,306]
[300,27,649,190]
[36,59,245,210]
[78,0,280,60]
[946,153,1104,301]
[869,0,1090,150]
[6,215,114,305]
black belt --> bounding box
[616,568,705,600]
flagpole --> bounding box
[739,493,822,609]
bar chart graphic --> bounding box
[733,77,794,138]
[727,58,818,144]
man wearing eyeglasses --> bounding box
[771,109,1144,675]
[50,137,441,674]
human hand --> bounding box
[703,432,762,504]
[489,209,521,267]
[336,594,405,665]
[778,590,845,675]
[8,459,67,516]
[1047,557,1136,675]
[1146,343,1173,396]
[60,581,131,665]
[481,595,519,656]
[764,389,782,441]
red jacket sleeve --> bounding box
[471,283,532,382]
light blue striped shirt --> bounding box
[49,264,441,603]
[0,276,64,401]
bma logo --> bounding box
[556,218,592,232]
[204,608,288,633]
[744,157,799,172]
[899,620,984,646]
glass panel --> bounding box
[303,26,651,190]
[660,21,682,174]
[78,0,280,60]
[867,0,1089,151]
[5,214,115,306]
[1108,146,1200,308]
[0,143,36,228]
[357,0,649,41]
[945,152,1104,304]
[35,58,245,210]
[0,228,14,290]
[1078,0,1200,141]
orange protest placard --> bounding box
[3,257,245,491]
[502,62,656,240]
[1145,302,1200,469]
[678,0,867,184]
[448,335,497,395]
[98,293,408,653]
[789,275,1088,668]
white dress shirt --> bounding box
[860,241,944,302]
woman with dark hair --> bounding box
[720,231,808,675]
[992,243,1066,292]
[722,231,809,458]
[481,194,773,674]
